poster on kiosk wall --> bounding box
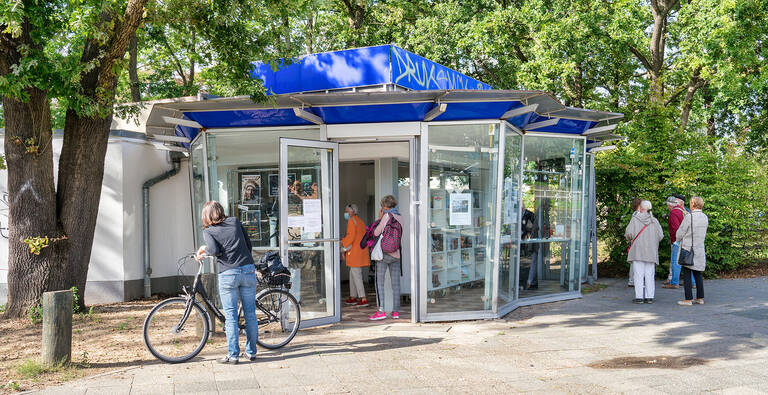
[449,193,472,226]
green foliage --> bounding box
[22,235,67,255]
[0,303,5,313]
[27,303,42,324]
[16,359,69,379]
[596,106,768,274]
[5,380,21,391]
[70,286,81,314]
[23,236,49,255]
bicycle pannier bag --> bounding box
[258,251,292,286]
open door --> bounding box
[279,138,340,328]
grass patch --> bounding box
[16,359,66,379]
[115,322,129,331]
[14,358,85,384]
[581,282,608,295]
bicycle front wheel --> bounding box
[143,297,210,363]
[255,289,301,349]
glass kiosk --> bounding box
[190,122,588,324]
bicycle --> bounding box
[143,254,301,363]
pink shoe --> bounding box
[390,312,400,319]
[369,311,387,321]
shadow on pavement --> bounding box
[502,277,768,361]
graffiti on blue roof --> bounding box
[390,46,491,91]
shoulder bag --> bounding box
[679,214,695,267]
[627,224,648,253]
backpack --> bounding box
[360,219,381,249]
[256,251,291,286]
[380,215,402,253]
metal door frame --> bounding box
[279,138,341,328]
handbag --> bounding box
[370,235,384,261]
[627,224,648,253]
[679,214,695,267]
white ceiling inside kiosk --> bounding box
[339,142,409,162]
[209,129,320,166]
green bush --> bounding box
[595,106,768,276]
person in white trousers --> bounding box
[627,198,642,287]
[625,200,664,304]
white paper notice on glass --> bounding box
[449,193,472,226]
[303,199,323,233]
[287,215,305,230]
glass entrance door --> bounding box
[279,138,340,328]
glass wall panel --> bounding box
[580,154,593,282]
[427,124,499,314]
[190,137,207,248]
[203,128,321,264]
[498,127,522,305]
[283,143,335,321]
[519,135,584,298]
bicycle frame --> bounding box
[174,256,289,333]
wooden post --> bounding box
[41,290,72,365]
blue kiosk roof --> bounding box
[148,45,623,144]
[251,45,492,94]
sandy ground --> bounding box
[0,299,229,393]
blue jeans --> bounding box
[670,243,695,286]
[218,265,259,358]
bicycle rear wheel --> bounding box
[255,289,301,349]
[143,297,210,363]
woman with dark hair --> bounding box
[196,201,258,364]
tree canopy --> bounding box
[1,0,767,318]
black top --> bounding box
[203,217,254,273]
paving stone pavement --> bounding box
[28,277,768,394]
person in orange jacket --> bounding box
[341,204,370,307]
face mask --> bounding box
[344,213,350,220]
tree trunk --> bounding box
[129,33,141,102]
[2,89,64,317]
[54,113,112,311]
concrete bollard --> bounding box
[41,290,73,365]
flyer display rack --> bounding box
[428,176,491,292]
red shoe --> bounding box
[369,311,387,321]
[344,297,357,305]
[356,299,369,307]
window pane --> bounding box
[520,136,584,298]
[203,128,320,261]
[498,128,522,304]
[427,124,499,314]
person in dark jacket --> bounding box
[196,201,258,364]
[663,196,688,289]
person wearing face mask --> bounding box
[341,204,370,307]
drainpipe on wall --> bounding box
[143,152,184,298]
